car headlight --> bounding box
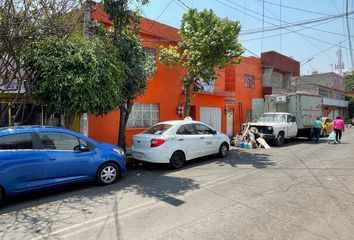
[113,147,125,156]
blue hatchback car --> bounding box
[0,126,126,203]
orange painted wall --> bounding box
[226,57,263,133]
[88,4,263,146]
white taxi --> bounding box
[131,120,230,169]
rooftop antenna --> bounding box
[334,44,345,75]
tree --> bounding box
[344,71,354,91]
[23,36,124,129]
[101,0,156,150]
[0,0,83,126]
[159,9,243,116]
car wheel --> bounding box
[274,132,285,146]
[170,151,185,169]
[218,143,229,158]
[96,162,120,185]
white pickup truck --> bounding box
[246,112,298,146]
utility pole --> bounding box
[346,0,354,70]
[80,0,92,136]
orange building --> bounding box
[88,3,263,146]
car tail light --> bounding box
[150,138,165,148]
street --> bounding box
[1,129,354,240]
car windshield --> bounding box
[258,114,286,123]
[142,124,172,135]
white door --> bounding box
[176,124,200,160]
[226,110,234,137]
[200,107,222,132]
[195,123,219,155]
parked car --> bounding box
[321,117,333,137]
[131,120,230,169]
[0,126,126,204]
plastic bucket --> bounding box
[240,142,245,148]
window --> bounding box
[142,124,172,135]
[127,103,159,128]
[38,132,81,151]
[0,133,33,150]
[144,47,157,68]
[287,114,295,122]
[176,124,197,135]
[195,124,213,134]
[244,75,255,88]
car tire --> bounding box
[96,162,120,186]
[274,132,285,146]
[169,151,185,169]
[0,186,5,206]
[218,143,229,158]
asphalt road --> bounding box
[1,129,354,240]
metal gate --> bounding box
[200,107,222,132]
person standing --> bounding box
[333,116,345,143]
[313,117,322,143]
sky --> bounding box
[135,0,354,76]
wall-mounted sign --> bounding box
[276,95,287,103]
[194,77,215,93]
[225,92,236,106]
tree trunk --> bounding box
[118,99,133,151]
[184,89,191,117]
[184,79,193,117]
[63,112,75,130]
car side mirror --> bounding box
[211,130,217,135]
[75,144,90,152]
[292,117,296,122]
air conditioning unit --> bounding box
[275,95,287,103]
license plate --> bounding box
[133,151,143,158]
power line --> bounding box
[146,0,174,32]
[241,10,354,35]
[300,39,349,64]
[252,0,337,63]
[255,0,335,16]
[218,0,354,36]
[173,0,188,10]
[176,0,190,10]
[215,0,354,51]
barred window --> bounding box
[127,103,160,128]
[144,47,157,68]
[244,74,255,88]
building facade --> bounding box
[261,51,300,96]
[88,4,263,146]
[296,72,348,119]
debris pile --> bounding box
[231,127,270,149]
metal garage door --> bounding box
[200,107,222,132]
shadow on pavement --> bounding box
[0,167,199,213]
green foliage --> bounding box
[24,36,124,117]
[100,0,155,149]
[345,71,354,91]
[103,0,149,32]
[159,8,243,115]
[114,30,155,101]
